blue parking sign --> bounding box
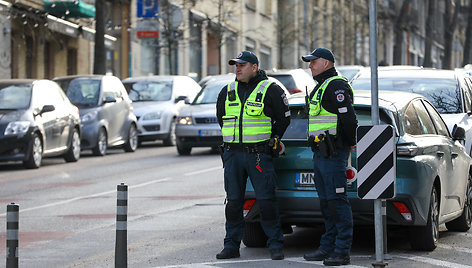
[137,0,158,18]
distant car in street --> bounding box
[0,79,81,168]
[243,90,472,251]
[267,68,316,94]
[122,75,201,146]
[54,75,138,156]
[175,74,290,155]
[351,68,472,156]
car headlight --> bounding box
[81,111,98,123]
[177,116,193,125]
[4,121,31,135]
[142,111,161,120]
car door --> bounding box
[102,77,126,143]
[423,100,469,215]
[32,83,60,151]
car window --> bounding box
[124,80,173,102]
[0,83,32,110]
[422,100,450,137]
[282,105,308,140]
[351,77,460,114]
[268,74,296,90]
[463,78,472,113]
[403,102,423,135]
[193,80,228,105]
[412,100,436,135]
[65,79,100,107]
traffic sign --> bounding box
[137,0,158,18]
[137,31,159,38]
[356,125,395,199]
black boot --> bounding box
[323,253,350,266]
[303,249,330,261]
[216,248,240,259]
[270,248,284,260]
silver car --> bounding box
[175,74,290,155]
[122,76,201,146]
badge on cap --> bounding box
[237,52,243,58]
[336,93,345,102]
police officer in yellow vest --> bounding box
[301,48,357,266]
[216,51,290,260]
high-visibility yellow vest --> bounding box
[308,76,353,137]
[222,80,273,143]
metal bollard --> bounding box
[115,183,128,268]
[6,203,19,268]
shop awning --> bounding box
[43,0,95,18]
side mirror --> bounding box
[452,124,466,140]
[103,96,117,104]
[175,95,188,103]
[40,105,55,114]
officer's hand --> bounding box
[268,136,280,158]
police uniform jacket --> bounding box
[217,70,290,145]
[310,67,357,147]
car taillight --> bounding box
[392,202,412,221]
[243,199,255,217]
[290,88,303,94]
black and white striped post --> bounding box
[115,183,128,268]
[6,203,19,268]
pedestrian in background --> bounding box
[215,51,290,260]
[301,48,358,266]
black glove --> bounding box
[268,136,280,158]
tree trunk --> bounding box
[443,0,459,69]
[393,0,412,65]
[423,0,435,67]
[462,2,472,66]
[93,0,106,74]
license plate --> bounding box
[295,172,315,186]
[199,129,221,136]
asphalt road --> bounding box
[1,143,472,268]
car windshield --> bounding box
[0,84,32,110]
[268,74,296,90]
[64,79,100,107]
[124,81,173,102]
[193,80,228,105]
[351,78,460,114]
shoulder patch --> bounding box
[282,94,289,106]
[336,93,345,102]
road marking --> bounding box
[285,257,368,267]
[0,177,172,217]
[397,255,472,268]
[437,244,472,254]
[184,167,222,176]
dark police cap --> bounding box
[301,47,335,63]
[229,51,259,66]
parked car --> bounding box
[0,79,81,168]
[243,90,472,251]
[54,75,138,156]
[351,68,472,156]
[175,74,291,155]
[121,75,201,146]
[336,65,364,81]
[267,68,316,94]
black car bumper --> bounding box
[0,131,33,162]
[177,136,223,148]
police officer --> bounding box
[301,48,357,266]
[215,51,290,260]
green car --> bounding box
[243,90,472,251]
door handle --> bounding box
[436,151,444,157]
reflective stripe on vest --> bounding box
[222,80,273,143]
[308,76,353,137]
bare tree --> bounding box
[462,1,472,66]
[93,0,105,74]
[423,0,436,67]
[442,0,459,69]
[277,0,298,69]
[159,0,183,75]
[393,0,412,65]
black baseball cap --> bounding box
[229,51,259,66]
[301,47,335,63]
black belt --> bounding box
[224,143,271,154]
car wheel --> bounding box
[23,133,42,169]
[409,187,439,251]
[445,173,472,232]
[242,221,267,248]
[124,124,138,152]
[163,119,176,146]
[176,143,191,155]
[64,128,81,162]
[92,128,107,156]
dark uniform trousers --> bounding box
[313,147,353,256]
[222,148,284,251]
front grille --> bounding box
[195,117,218,124]
[143,125,160,131]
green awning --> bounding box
[43,0,95,18]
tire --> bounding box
[163,119,176,146]
[176,143,191,155]
[242,221,267,248]
[23,133,42,169]
[409,187,439,251]
[123,124,138,152]
[64,128,81,162]
[92,128,107,156]
[446,174,472,232]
